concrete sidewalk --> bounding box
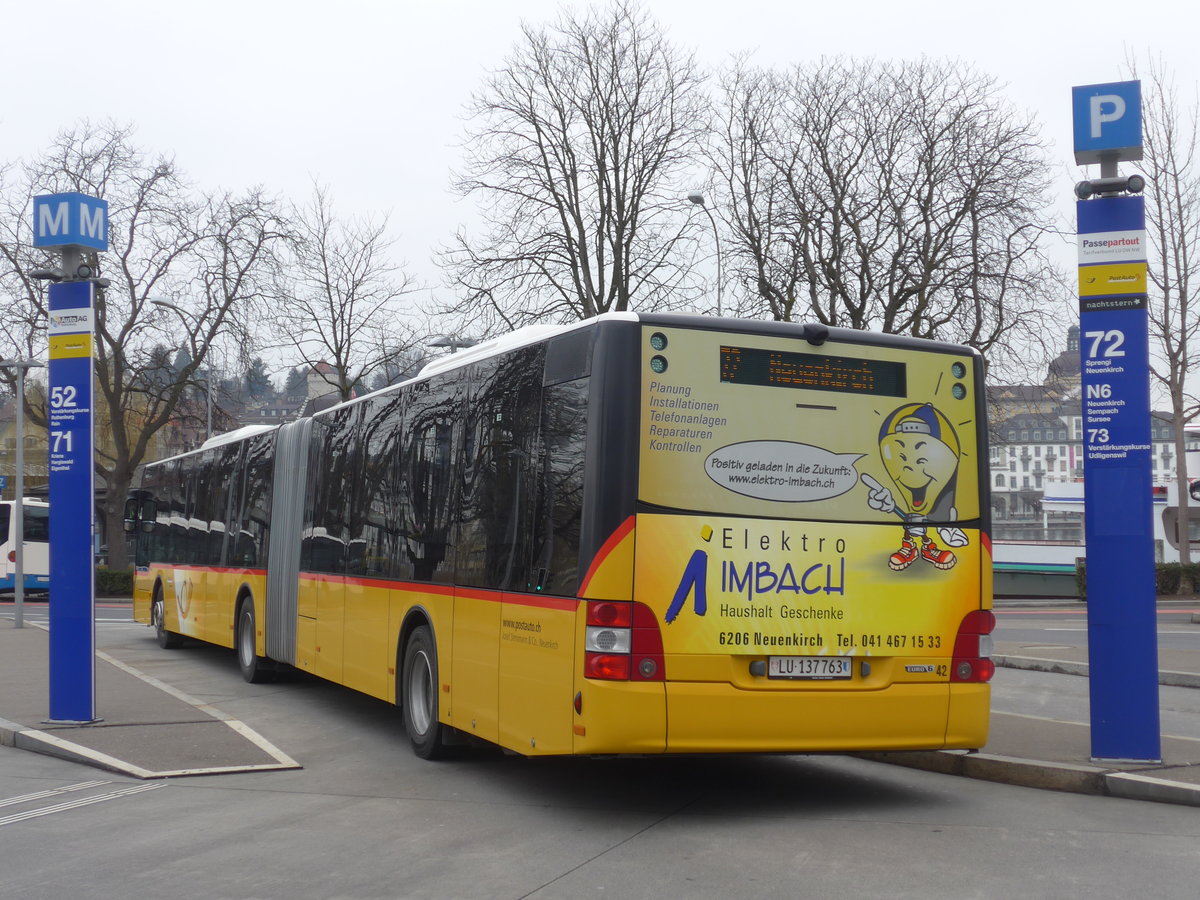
[0,618,299,779]
[2,604,1198,807]
[862,644,1200,808]
[860,601,1200,807]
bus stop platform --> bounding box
[860,638,1200,808]
[1,606,1198,807]
[0,617,299,779]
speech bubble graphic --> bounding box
[705,441,864,502]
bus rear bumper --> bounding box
[663,681,989,753]
[0,574,50,593]
[572,679,990,754]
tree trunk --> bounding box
[102,471,134,572]
[1174,416,1193,594]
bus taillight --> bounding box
[950,609,996,683]
[584,601,665,682]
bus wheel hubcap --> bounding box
[409,652,433,734]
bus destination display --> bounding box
[719,346,907,397]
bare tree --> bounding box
[712,57,1064,369]
[271,184,418,403]
[1128,57,1200,584]
[709,58,803,322]
[0,121,288,569]
[441,0,709,333]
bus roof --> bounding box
[417,312,638,380]
[141,312,983,471]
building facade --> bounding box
[987,326,1183,541]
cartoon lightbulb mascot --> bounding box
[862,403,968,571]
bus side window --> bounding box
[303,418,341,575]
[23,506,50,542]
[169,459,188,564]
[233,431,275,569]
[355,392,408,580]
[533,377,588,595]
[404,376,461,583]
[457,347,544,592]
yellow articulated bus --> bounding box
[126,313,994,759]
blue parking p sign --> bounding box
[1073,81,1143,165]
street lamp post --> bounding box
[151,299,213,440]
[687,191,723,317]
[1,357,45,629]
[429,335,479,354]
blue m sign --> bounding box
[32,193,109,251]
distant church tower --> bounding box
[1045,325,1082,396]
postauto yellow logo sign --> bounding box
[1078,262,1147,297]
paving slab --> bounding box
[0,618,299,778]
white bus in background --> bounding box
[0,499,50,595]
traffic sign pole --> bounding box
[46,280,98,722]
[32,191,107,724]
[1072,80,1160,762]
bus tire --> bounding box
[236,598,271,684]
[402,625,448,760]
[152,585,183,649]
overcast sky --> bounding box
[8,0,1197,336]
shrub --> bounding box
[1076,560,1200,599]
[95,567,134,596]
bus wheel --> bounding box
[236,598,270,684]
[152,586,183,649]
[403,625,448,760]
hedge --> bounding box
[95,567,134,596]
[1076,560,1200,599]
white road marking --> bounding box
[0,782,164,827]
[0,780,109,809]
[994,710,1200,743]
[1037,627,1200,635]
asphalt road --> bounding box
[995,604,1200,653]
[1,607,1199,898]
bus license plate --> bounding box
[768,656,852,680]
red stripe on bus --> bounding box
[302,572,347,584]
[504,592,579,612]
[578,515,636,596]
[296,574,576,610]
[297,572,459,596]
[149,564,267,577]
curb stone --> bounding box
[996,655,1200,689]
[1106,771,1200,806]
[854,750,1108,795]
[855,750,1200,807]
